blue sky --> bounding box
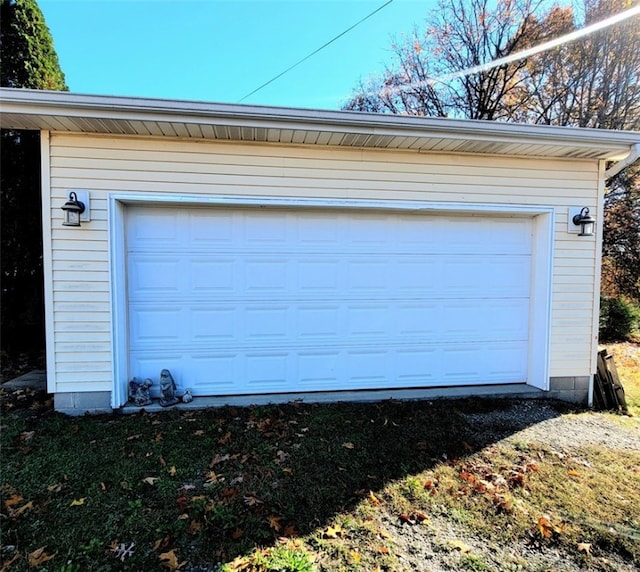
[39,0,438,109]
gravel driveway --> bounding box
[380,401,640,572]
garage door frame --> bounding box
[108,193,554,408]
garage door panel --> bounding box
[394,259,440,292]
[127,206,532,395]
[244,213,289,244]
[188,210,236,244]
[245,259,290,292]
[130,307,183,342]
[190,354,238,389]
[191,307,236,340]
[298,260,341,291]
[245,306,290,339]
[128,256,182,294]
[297,351,340,385]
[298,305,342,338]
[191,259,236,291]
[246,352,289,386]
[128,209,179,244]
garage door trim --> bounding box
[109,193,553,408]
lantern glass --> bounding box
[64,209,81,227]
[579,219,595,237]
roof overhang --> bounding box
[1,88,639,161]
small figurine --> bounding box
[182,388,193,403]
[128,377,153,407]
[159,369,179,407]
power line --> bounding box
[239,0,394,103]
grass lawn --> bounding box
[1,343,638,571]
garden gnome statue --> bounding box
[159,369,179,407]
[128,377,153,407]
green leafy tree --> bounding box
[1,0,67,371]
[0,0,67,89]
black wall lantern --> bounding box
[61,191,86,227]
[572,207,595,237]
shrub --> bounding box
[599,296,640,341]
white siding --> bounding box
[46,133,600,393]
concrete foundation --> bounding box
[51,377,590,415]
[54,391,111,415]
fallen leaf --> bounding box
[126,433,142,441]
[218,432,232,445]
[226,556,251,570]
[283,525,297,537]
[168,466,177,477]
[369,491,381,506]
[450,540,472,553]
[414,511,429,522]
[20,431,35,442]
[13,500,33,517]
[342,442,354,449]
[153,536,171,551]
[193,430,205,436]
[350,551,361,563]
[142,477,159,486]
[0,553,19,570]
[231,528,244,540]
[577,542,592,554]
[267,515,283,532]
[176,496,188,512]
[70,498,86,506]
[460,471,475,484]
[187,520,201,535]
[159,549,185,570]
[210,453,230,467]
[243,494,263,506]
[567,469,580,477]
[423,479,438,492]
[537,516,563,538]
[100,482,107,491]
[323,524,345,539]
[204,471,221,486]
[3,494,23,508]
[28,547,55,567]
[399,513,414,525]
[377,546,390,555]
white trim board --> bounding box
[109,192,553,407]
[40,131,56,393]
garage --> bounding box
[6,88,636,411]
[126,205,533,396]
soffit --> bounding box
[1,88,639,160]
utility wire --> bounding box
[239,0,394,103]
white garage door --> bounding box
[126,206,532,396]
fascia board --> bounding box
[2,88,639,156]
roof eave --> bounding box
[1,88,639,160]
